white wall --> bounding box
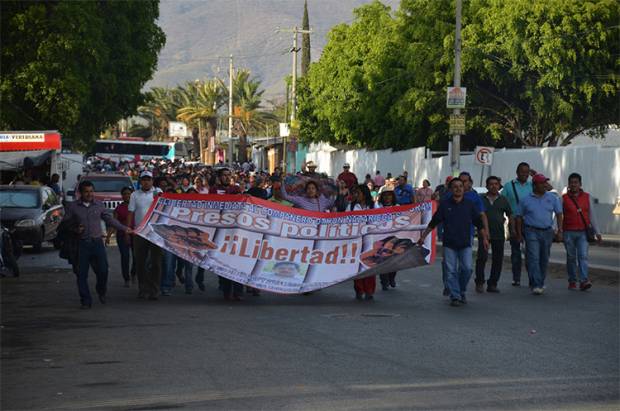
[306,144,620,234]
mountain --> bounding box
[148,0,400,100]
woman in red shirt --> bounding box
[108,186,135,287]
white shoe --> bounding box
[532,287,544,295]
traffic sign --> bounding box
[446,86,467,109]
[448,114,466,135]
[474,146,494,166]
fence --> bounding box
[305,143,620,234]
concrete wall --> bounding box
[306,144,620,234]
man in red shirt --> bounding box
[337,163,358,190]
[562,172,601,291]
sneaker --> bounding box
[364,294,374,301]
[161,290,171,296]
[532,287,544,295]
[475,283,484,293]
[568,281,577,290]
[198,283,206,292]
[579,281,592,291]
[381,284,389,291]
[389,280,396,288]
[486,285,500,293]
[443,288,450,296]
[512,281,520,287]
[355,292,363,300]
[460,295,467,304]
[450,299,461,307]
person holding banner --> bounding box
[348,184,377,300]
[418,178,489,307]
[209,168,244,300]
[280,180,336,213]
[129,171,163,300]
[375,189,399,290]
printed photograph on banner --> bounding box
[208,228,265,280]
[250,260,310,294]
[246,234,314,292]
[303,238,363,286]
[148,223,218,266]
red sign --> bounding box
[0,131,61,152]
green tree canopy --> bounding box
[300,0,619,149]
[0,0,165,149]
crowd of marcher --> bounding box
[60,157,602,309]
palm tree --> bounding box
[138,87,182,140]
[176,79,225,163]
[220,70,278,163]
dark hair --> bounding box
[351,184,375,209]
[78,180,94,193]
[448,178,463,189]
[120,186,134,195]
[305,180,319,191]
[516,162,530,172]
[459,171,473,182]
[378,190,396,206]
[216,168,230,177]
[486,176,501,186]
[568,172,582,183]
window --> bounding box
[0,190,40,208]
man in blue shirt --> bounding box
[501,162,534,286]
[419,178,489,306]
[394,175,414,205]
[515,174,563,295]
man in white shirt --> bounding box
[128,171,163,300]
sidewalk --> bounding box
[437,237,619,275]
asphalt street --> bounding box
[1,244,619,411]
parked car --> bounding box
[0,185,65,252]
[75,173,134,210]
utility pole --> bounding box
[276,26,312,172]
[450,0,463,175]
[228,54,234,166]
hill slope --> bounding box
[149,0,399,99]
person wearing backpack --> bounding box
[501,162,535,286]
[562,173,602,291]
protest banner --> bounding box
[136,193,436,294]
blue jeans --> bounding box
[77,238,108,305]
[563,231,589,282]
[181,260,195,291]
[161,250,177,293]
[444,246,473,301]
[524,228,554,289]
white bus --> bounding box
[94,139,190,162]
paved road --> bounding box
[1,246,619,411]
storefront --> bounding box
[0,131,62,186]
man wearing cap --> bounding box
[515,174,563,295]
[337,163,358,190]
[128,171,163,300]
[501,162,535,286]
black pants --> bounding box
[475,239,505,286]
[220,276,243,297]
[380,272,397,286]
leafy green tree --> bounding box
[300,0,619,149]
[0,0,165,149]
[463,0,620,146]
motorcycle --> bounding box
[1,224,20,277]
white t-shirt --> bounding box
[128,187,162,227]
